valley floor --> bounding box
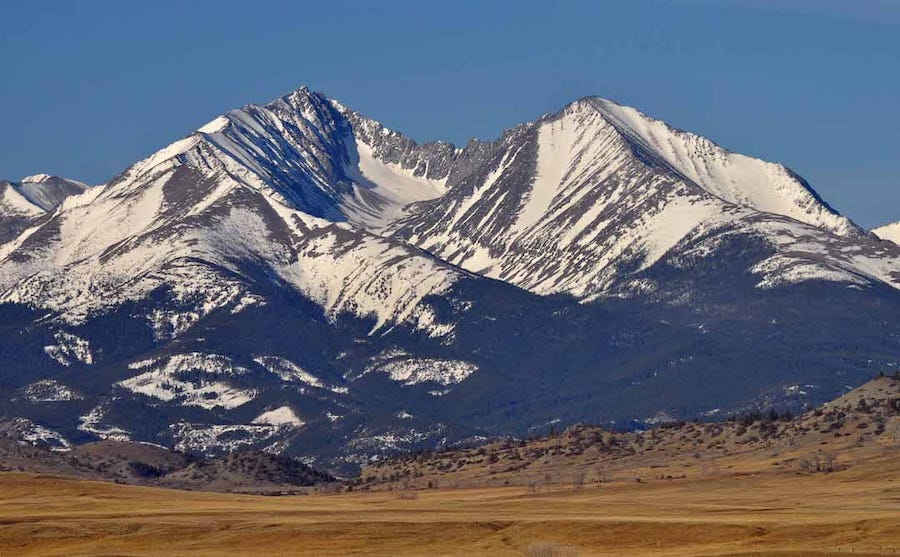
[1,451,898,556]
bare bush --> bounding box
[821,451,837,473]
[798,451,838,473]
[571,470,585,490]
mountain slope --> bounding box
[587,98,859,237]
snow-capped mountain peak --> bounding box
[580,97,860,237]
[0,91,466,340]
[389,94,895,299]
[123,86,454,231]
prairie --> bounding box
[1,449,898,556]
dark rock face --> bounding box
[0,86,897,475]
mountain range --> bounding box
[1,86,898,473]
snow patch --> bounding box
[78,406,130,441]
[43,332,93,366]
[22,380,82,403]
[169,422,285,454]
[362,352,477,386]
[118,353,256,409]
[341,137,447,229]
[252,406,304,427]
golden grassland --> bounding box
[0,450,898,556]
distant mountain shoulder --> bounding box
[0,175,88,243]
[874,221,900,245]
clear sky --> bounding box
[1,0,897,227]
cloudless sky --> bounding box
[1,0,897,227]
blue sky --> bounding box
[1,0,897,227]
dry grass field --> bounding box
[1,449,898,557]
